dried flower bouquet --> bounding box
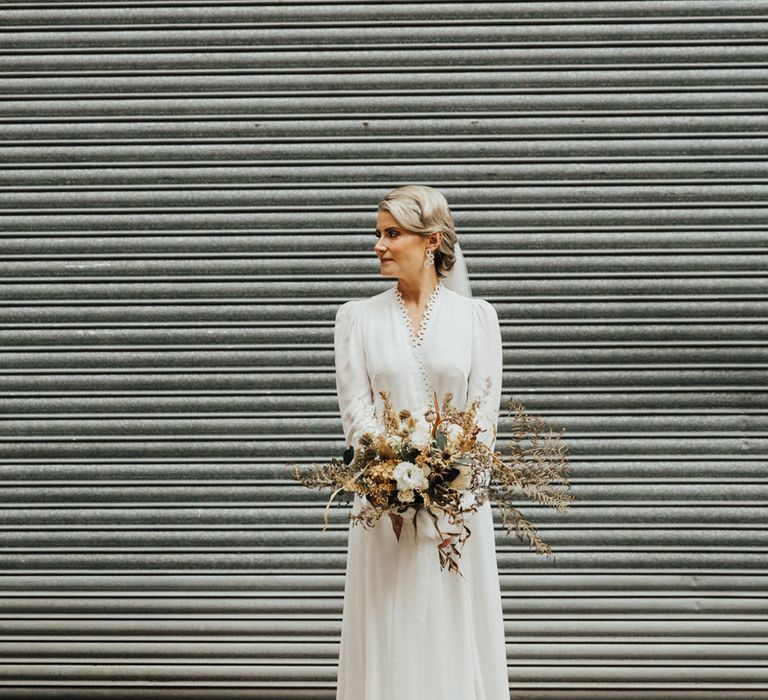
[291,381,573,576]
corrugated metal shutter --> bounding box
[1,1,766,698]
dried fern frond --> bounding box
[288,458,364,531]
[482,396,574,558]
[496,501,553,559]
[289,459,352,492]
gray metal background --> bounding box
[0,1,766,698]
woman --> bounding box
[334,185,509,699]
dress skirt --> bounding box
[336,493,509,700]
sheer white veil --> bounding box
[441,239,472,298]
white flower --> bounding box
[397,489,415,503]
[445,423,464,447]
[392,461,429,491]
[386,434,403,452]
[409,419,433,450]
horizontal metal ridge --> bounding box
[0,180,768,191]
[0,524,764,532]
[2,73,768,97]
[5,454,759,460]
[0,658,763,667]
[0,404,766,416]
[1,613,767,622]
[0,589,763,600]
[0,548,764,556]
[0,462,754,478]
[0,431,766,440]
[6,86,768,100]
[0,478,764,484]
[13,131,768,148]
[0,572,760,590]
[0,45,766,64]
[0,296,766,305]
[2,501,764,512]
[0,123,763,135]
[0,249,766,258]
[1,1,766,22]
[2,568,762,577]
[15,539,768,552]
[3,158,765,167]
[6,109,768,123]
[2,226,767,237]
[2,320,765,328]
[0,91,766,110]
[6,631,767,654]
[3,12,768,27]
[1,338,767,349]
[7,16,768,27]
[1,272,766,281]
[5,74,768,95]
[0,407,768,430]
[15,190,768,201]
[0,605,718,617]
[0,619,766,636]
[5,35,768,49]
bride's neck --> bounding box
[396,275,441,306]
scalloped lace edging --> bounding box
[394,281,442,349]
[393,282,443,410]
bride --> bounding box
[334,185,509,699]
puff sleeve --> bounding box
[466,298,503,453]
[334,300,379,450]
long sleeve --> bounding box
[466,298,503,453]
[334,300,379,450]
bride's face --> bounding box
[374,209,431,280]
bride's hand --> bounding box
[389,512,403,541]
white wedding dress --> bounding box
[334,280,509,700]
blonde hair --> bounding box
[377,185,457,279]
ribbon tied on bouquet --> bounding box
[397,502,465,546]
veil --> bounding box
[441,239,472,298]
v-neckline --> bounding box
[393,281,443,350]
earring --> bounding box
[424,248,435,269]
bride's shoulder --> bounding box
[366,286,393,304]
[441,285,483,311]
[469,295,499,327]
[440,287,497,323]
[471,296,496,314]
[336,286,392,321]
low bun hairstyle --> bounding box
[377,185,457,279]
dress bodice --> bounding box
[334,281,503,453]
